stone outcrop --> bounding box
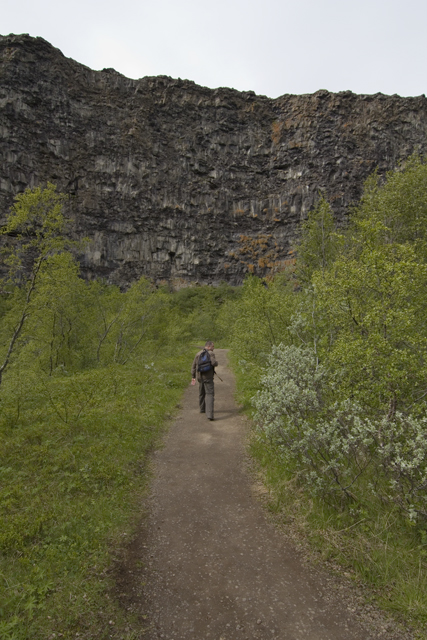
[1,34,427,285]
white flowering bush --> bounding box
[253,344,370,502]
[377,413,427,520]
[253,344,427,519]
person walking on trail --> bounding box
[191,341,218,421]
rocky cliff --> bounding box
[1,34,427,286]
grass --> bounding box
[251,436,427,630]
[0,346,193,640]
[230,355,427,639]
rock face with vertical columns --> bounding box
[1,33,427,285]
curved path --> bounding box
[123,349,406,639]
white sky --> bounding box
[2,0,426,99]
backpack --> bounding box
[197,349,212,373]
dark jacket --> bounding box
[191,349,218,382]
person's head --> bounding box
[205,340,214,351]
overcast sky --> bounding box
[2,0,426,99]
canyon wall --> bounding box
[1,34,427,285]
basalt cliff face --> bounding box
[1,34,427,286]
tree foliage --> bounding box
[295,196,340,284]
[221,274,298,400]
[0,184,74,384]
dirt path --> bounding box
[118,349,411,640]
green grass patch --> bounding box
[0,348,192,639]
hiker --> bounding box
[191,341,218,421]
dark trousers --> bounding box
[199,378,214,419]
